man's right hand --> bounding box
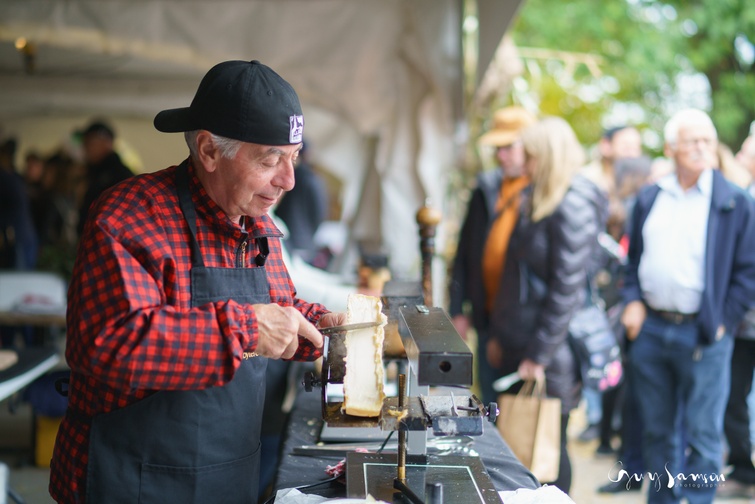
[621,300,647,341]
[252,304,324,359]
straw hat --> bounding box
[479,106,537,147]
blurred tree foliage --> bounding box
[507,0,755,151]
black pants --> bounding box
[542,413,572,494]
[599,382,622,446]
[723,337,755,484]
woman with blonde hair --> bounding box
[487,116,608,494]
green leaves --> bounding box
[508,0,755,150]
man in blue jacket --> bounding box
[621,108,755,504]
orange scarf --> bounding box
[482,176,530,312]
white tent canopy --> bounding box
[0,0,522,304]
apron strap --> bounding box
[176,160,206,268]
[255,237,269,266]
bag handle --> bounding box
[517,376,546,399]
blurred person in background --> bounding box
[76,119,134,236]
[22,150,45,227]
[622,109,755,504]
[578,125,643,446]
[488,116,607,494]
[736,131,755,448]
[448,105,536,406]
[735,133,755,193]
[596,154,655,494]
[0,137,39,348]
[274,140,329,266]
[715,133,755,500]
[0,137,37,271]
[33,151,81,280]
[717,142,752,189]
[582,125,643,253]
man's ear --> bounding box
[196,131,219,172]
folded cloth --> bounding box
[273,488,389,503]
[273,488,328,504]
[499,485,576,503]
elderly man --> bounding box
[448,105,536,406]
[621,109,755,504]
[49,60,345,504]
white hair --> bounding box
[184,130,243,160]
[663,109,717,147]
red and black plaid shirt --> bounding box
[49,161,326,503]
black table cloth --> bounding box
[272,384,540,500]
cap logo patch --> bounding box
[289,115,304,143]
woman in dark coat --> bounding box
[487,116,608,494]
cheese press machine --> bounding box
[303,300,501,504]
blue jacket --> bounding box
[623,169,755,345]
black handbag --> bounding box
[567,291,623,392]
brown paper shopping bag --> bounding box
[497,378,561,483]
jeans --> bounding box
[583,387,603,426]
[630,312,733,504]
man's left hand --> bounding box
[518,359,545,382]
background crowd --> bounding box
[449,106,755,502]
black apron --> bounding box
[86,162,269,504]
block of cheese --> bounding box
[342,293,387,417]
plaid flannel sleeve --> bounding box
[66,222,255,392]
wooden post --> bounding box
[415,203,441,307]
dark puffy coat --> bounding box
[489,174,607,412]
[448,169,502,331]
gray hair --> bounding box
[184,131,243,160]
[663,109,717,147]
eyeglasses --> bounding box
[676,137,716,149]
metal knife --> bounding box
[318,321,381,335]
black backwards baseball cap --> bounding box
[154,60,304,146]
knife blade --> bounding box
[318,321,381,335]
